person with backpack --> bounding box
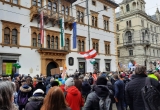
[83,76,111,110]
[17,79,32,110]
[125,65,160,110]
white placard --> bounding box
[86,59,93,72]
[59,67,63,70]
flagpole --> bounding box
[86,0,90,50]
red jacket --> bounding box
[66,86,84,110]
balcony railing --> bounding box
[123,40,150,46]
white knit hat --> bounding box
[33,89,44,95]
[65,77,75,87]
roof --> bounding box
[65,0,77,3]
[120,0,134,4]
[150,15,157,21]
[105,0,119,7]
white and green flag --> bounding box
[60,18,65,47]
[90,59,96,64]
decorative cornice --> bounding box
[97,0,119,9]
[1,20,22,26]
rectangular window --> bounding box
[141,20,144,27]
[117,36,119,44]
[32,38,37,47]
[92,0,96,6]
[117,24,119,31]
[104,41,110,55]
[129,50,133,56]
[154,27,156,32]
[118,50,120,57]
[13,0,18,4]
[104,6,107,10]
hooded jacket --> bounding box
[17,84,32,105]
[25,96,44,110]
[66,86,84,110]
[83,85,109,110]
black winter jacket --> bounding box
[83,85,109,110]
[25,96,44,110]
[125,74,160,110]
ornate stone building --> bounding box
[0,0,118,76]
[116,0,160,70]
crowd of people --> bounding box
[0,65,160,110]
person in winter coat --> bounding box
[113,74,125,110]
[25,89,44,110]
[81,76,91,101]
[74,74,82,92]
[17,80,32,110]
[34,78,46,95]
[65,77,84,110]
[125,65,160,110]
[83,76,110,110]
[41,86,71,110]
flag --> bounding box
[79,49,97,59]
[40,10,44,44]
[60,18,65,47]
[86,59,94,72]
[90,59,96,64]
[73,22,77,49]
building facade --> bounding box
[116,0,160,70]
[0,0,118,76]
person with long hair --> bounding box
[0,81,18,110]
[41,86,71,110]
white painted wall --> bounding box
[0,0,117,76]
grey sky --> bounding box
[115,0,160,15]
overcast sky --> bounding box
[115,0,160,15]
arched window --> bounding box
[95,17,97,27]
[96,43,98,53]
[65,7,69,15]
[126,31,132,43]
[47,35,50,48]
[81,41,84,52]
[65,38,69,50]
[38,34,42,47]
[55,36,58,49]
[80,12,84,23]
[126,4,130,12]
[32,32,37,47]
[106,21,109,30]
[62,5,65,14]
[4,27,10,44]
[93,43,95,49]
[105,45,108,54]
[117,24,119,30]
[12,29,17,44]
[104,20,106,29]
[32,0,36,6]
[78,40,81,51]
[38,0,42,7]
[92,16,94,26]
[129,20,131,27]
[77,11,80,22]
[51,36,54,49]
[142,32,145,42]
[48,1,52,10]
[13,0,18,4]
[53,3,57,12]
[108,45,110,54]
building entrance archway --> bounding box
[46,61,58,76]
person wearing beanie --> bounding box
[83,76,111,110]
[34,78,46,95]
[65,77,84,110]
[25,89,44,110]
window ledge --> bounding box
[0,43,20,48]
[2,0,30,10]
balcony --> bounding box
[123,40,150,47]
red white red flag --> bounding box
[79,49,97,59]
[40,11,44,44]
